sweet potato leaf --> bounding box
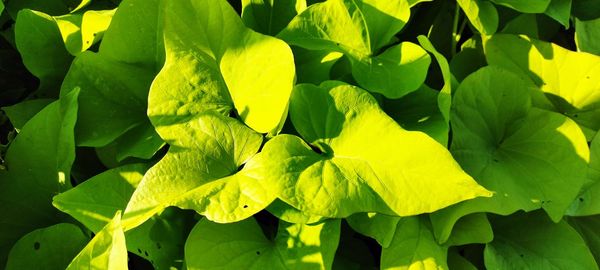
[485,34,600,140]
[261,82,490,218]
[124,113,275,229]
[5,224,88,270]
[279,0,431,98]
[0,90,79,266]
[149,0,295,134]
[185,218,341,269]
[53,164,190,269]
[241,0,307,35]
[381,217,448,270]
[576,17,600,56]
[431,66,589,243]
[484,212,598,270]
[456,0,499,35]
[66,212,128,270]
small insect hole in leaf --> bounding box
[137,248,142,253]
[243,205,248,209]
[579,197,584,202]
[144,251,149,257]
[256,251,261,255]
[520,254,524,258]
[33,242,40,250]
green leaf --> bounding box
[185,218,341,269]
[53,164,147,233]
[485,34,600,140]
[501,14,539,38]
[445,213,493,246]
[61,52,154,147]
[407,0,432,7]
[52,164,190,269]
[448,249,478,270]
[569,215,600,265]
[576,17,600,56]
[489,0,551,13]
[382,85,448,145]
[346,213,400,248]
[456,0,499,35]
[5,224,88,270]
[241,0,307,35]
[381,217,448,270]
[15,9,73,97]
[544,0,572,27]
[417,35,454,145]
[2,99,53,130]
[149,0,295,134]
[349,42,431,99]
[60,0,164,159]
[484,212,598,270]
[66,212,128,270]
[0,90,79,265]
[125,208,193,270]
[567,131,600,216]
[5,0,72,19]
[267,199,326,224]
[293,47,344,84]
[279,0,431,98]
[572,0,600,20]
[261,82,490,218]
[431,66,589,243]
[99,0,164,70]
[124,113,275,229]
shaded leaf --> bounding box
[185,218,341,269]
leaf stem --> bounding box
[451,3,461,56]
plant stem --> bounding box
[451,3,461,56]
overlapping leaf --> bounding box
[66,212,128,270]
[124,113,275,229]
[60,0,164,160]
[53,164,191,269]
[261,82,490,218]
[0,90,79,266]
[431,66,589,243]
[279,0,431,98]
[5,224,88,270]
[185,218,341,269]
[149,0,295,135]
[484,34,600,140]
[484,212,598,270]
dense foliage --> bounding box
[1,0,600,269]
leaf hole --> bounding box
[243,205,248,209]
[144,251,149,257]
[256,251,261,255]
[33,242,40,250]
[137,248,142,253]
[520,254,524,258]
[579,197,584,202]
